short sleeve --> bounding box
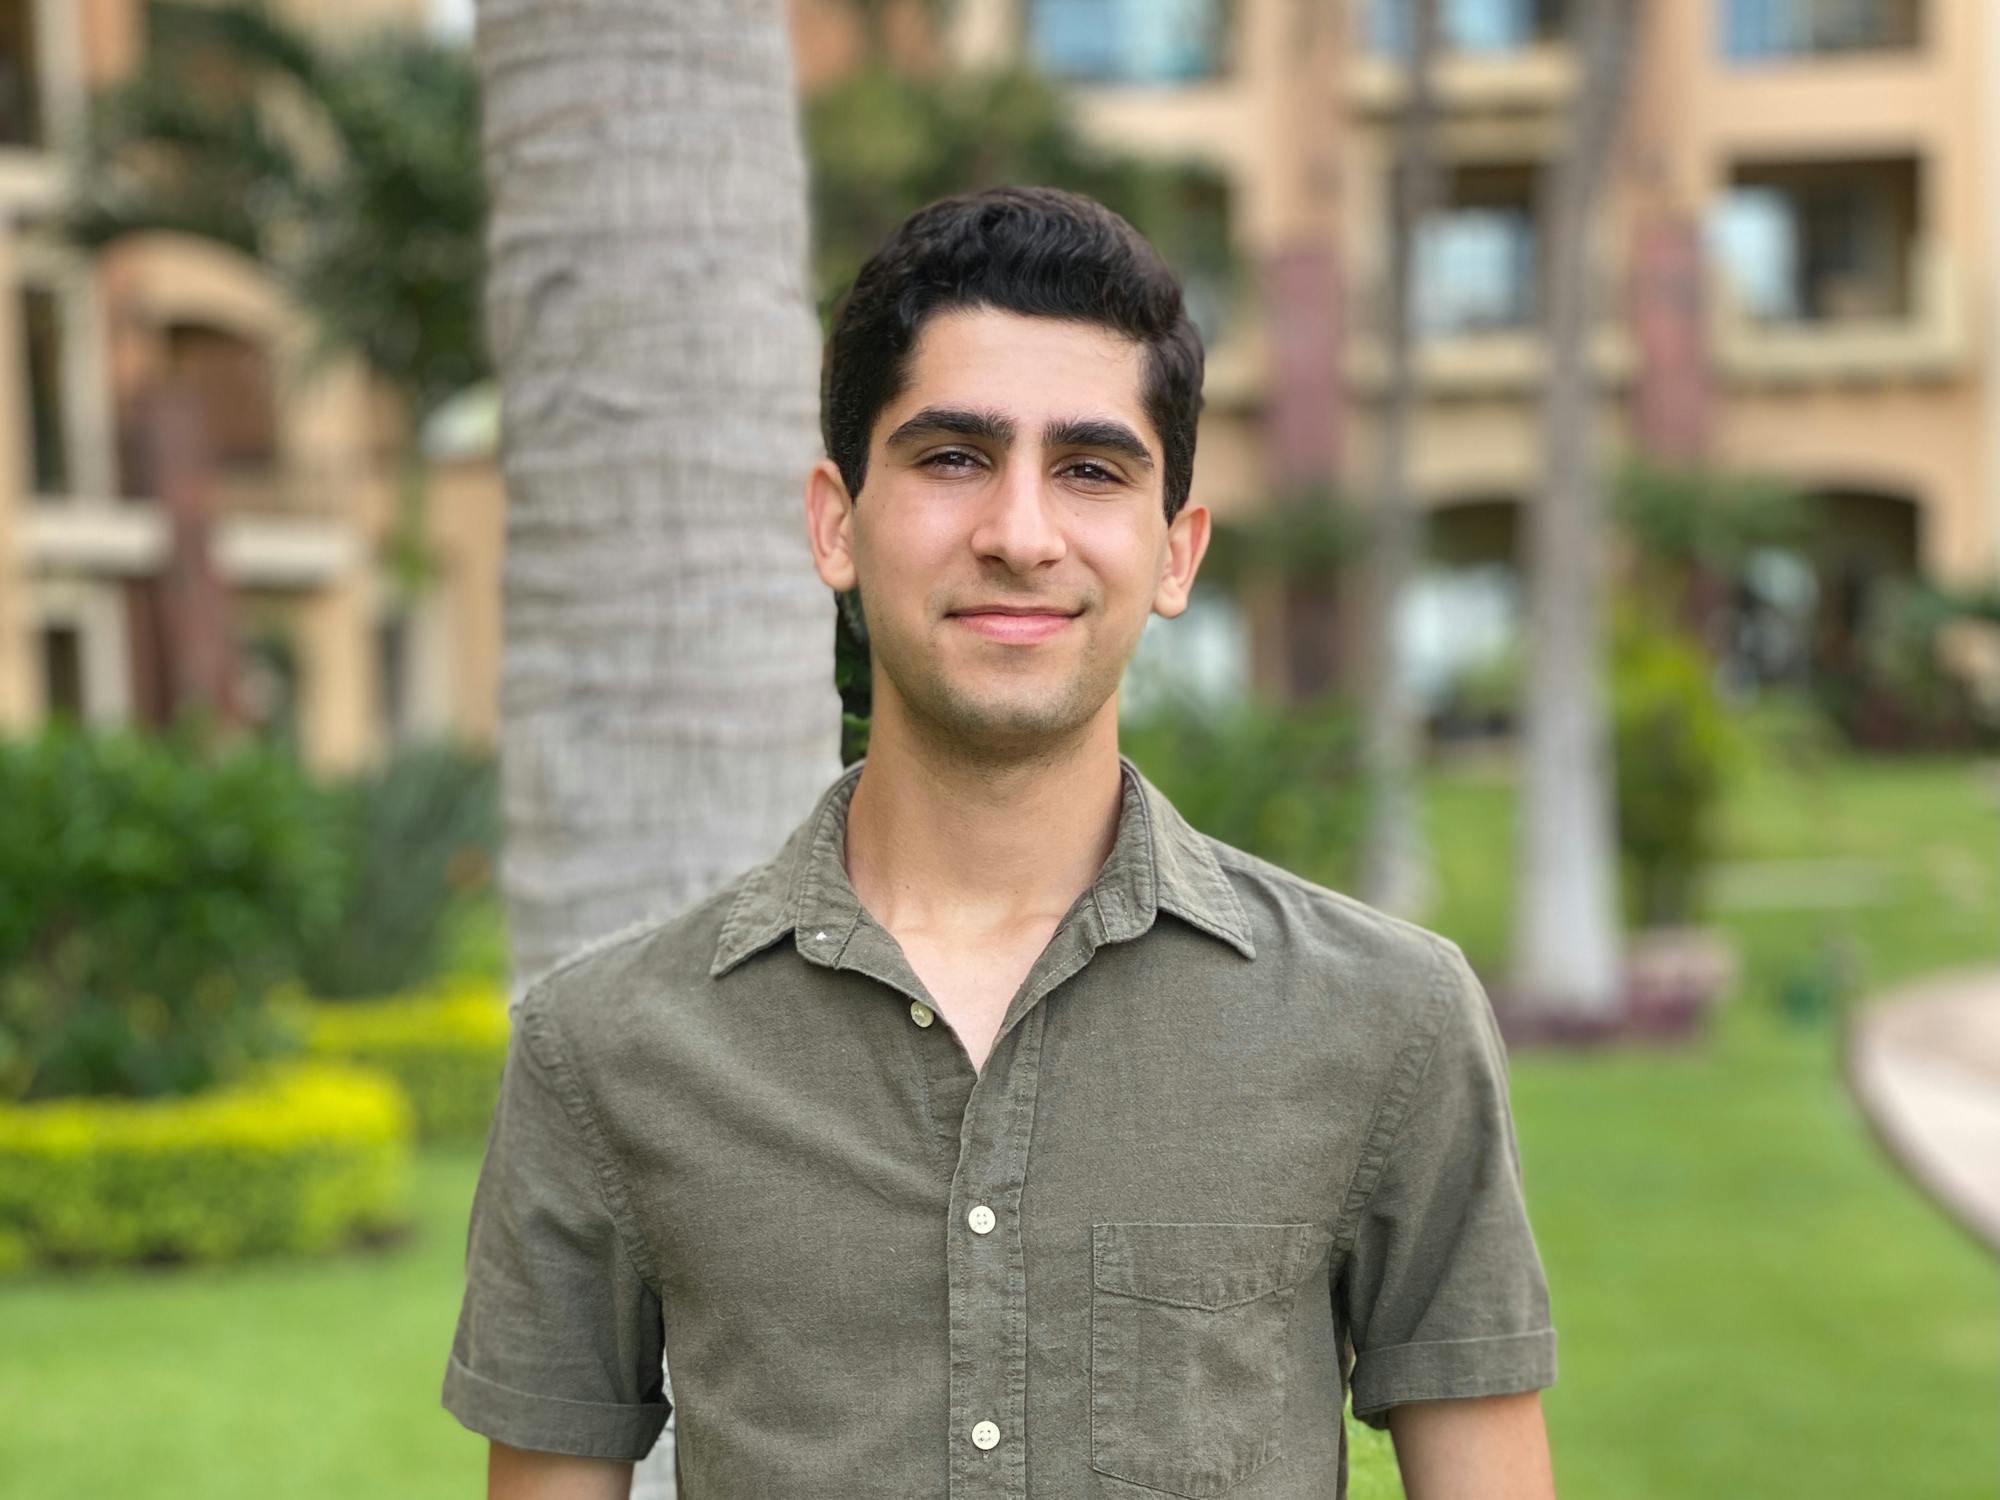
[1336,937,1557,1431]
[440,984,671,1459]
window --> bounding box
[0,1,42,149]
[1413,211,1539,334]
[1367,0,1568,56]
[239,625,301,750]
[1721,0,1921,60]
[1713,157,1919,321]
[1405,163,1543,336]
[1121,590,1252,719]
[378,609,411,744]
[1027,0,1232,84]
[38,622,82,719]
[20,284,66,494]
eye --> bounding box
[920,449,982,473]
[1063,460,1120,486]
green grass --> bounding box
[0,1148,490,1498]
[1426,746,2000,1499]
[1,748,1995,1497]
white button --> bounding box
[971,1420,1000,1450]
[967,1204,996,1234]
[813,930,828,942]
[909,1000,935,1028]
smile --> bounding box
[949,610,1078,643]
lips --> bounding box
[949,606,1080,643]
[948,605,1082,617]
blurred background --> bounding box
[1,0,1997,1496]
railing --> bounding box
[1710,240,1970,385]
[1343,260,1630,393]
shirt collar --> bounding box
[709,751,1256,979]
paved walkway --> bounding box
[1843,966,2000,1257]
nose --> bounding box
[967,453,1067,574]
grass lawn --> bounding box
[1,748,1995,1497]
[1428,745,2000,1499]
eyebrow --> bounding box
[882,405,1156,472]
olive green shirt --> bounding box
[442,753,1556,1497]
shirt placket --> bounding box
[943,912,1108,1500]
[814,874,1117,1497]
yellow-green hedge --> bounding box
[0,1062,413,1275]
[301,979,510,1142]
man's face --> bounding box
[806,307,1210,759]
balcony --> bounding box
[1349,0,1576,115]
[1344,263,1630,396]
[1346,164,1630,394]
[1711,239,1969,385]
[1708,157,1964,384]
[22,494,359,589]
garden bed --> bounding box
[0,1062,414,1274]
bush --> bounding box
[1610,605,1745,928]
[0,1061,413,1274]
[1121,693,1366,891]
[295,741,500,1000]
[0,723,344,1102]
[295,979,509,1141]
[1813,577,2000,752]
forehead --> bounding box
[883,307,1151,448]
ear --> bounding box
[1151,502,1212,619]
[806,457,859,592]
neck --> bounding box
[843,697,1125,940]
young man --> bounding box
[444,185,1558,1500]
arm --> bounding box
[440,990,671,1471]
[489,1439,634,1500]
[1387,1391,1555,1500]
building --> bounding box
[0,0,502,773]
[6,0,1995,769]
[830,0,2000,713]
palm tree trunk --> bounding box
[1358,0,1442,920]
[1511,0,1639,1022]
[474,1,842,1486]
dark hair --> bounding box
[820,185,1205,524]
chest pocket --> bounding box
[1089,1221,1332,1498]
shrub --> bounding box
[294,979,509,1141]
[1121,693,1366,891]
[1813,577,2000,752]
[0,1061,413,1274]
[1610,604,1745,928]
[294,741,500,1000]
[0,722,344,1102]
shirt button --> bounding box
[971,1420,1000,1450]
[909,1000,935,1028]
[967,1204,996,1234]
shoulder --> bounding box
[513,868,755,1073]
[1204,834,1472,1055]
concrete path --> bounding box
[1843,966,2000,1257]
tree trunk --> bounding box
[1510,0,1638,1021]
[1358,0,1442,920]
[475,2,843,1488]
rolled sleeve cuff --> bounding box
[441,1354,671,1460]
[1349,1326,1558,1431]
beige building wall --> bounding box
[0,0,504,772]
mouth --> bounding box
[948,605,1082,643]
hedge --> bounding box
[301,980,510,1142]
[0,1062,413,1274]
